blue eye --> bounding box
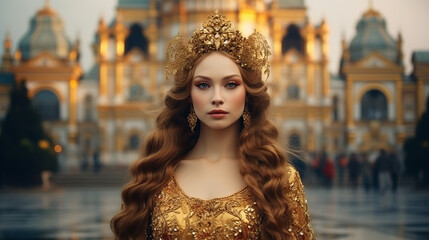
[225,82,238,88]
[196,82,210,89]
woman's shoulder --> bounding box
[283,163,307,200]
[284,163,315,239]
[285,163,301,185]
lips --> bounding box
[208,109,228,118]
[208,110,228,114]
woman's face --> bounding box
[191,52,246,131]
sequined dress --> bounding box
[151,166,314,239]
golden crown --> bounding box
[165,10,271,80]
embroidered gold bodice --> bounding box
[151,166,314,239]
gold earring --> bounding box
[243,106,251,127]
[187,108,197,133]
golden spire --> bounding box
[341,31,350,61]
[114,13,124,32]
[4,31,11,50]
[97,16,107,31]
[73,31,80,50]
[1,32,13,71]
[397,32,403,63]
[37,0,56,16]
[364,0,381,18]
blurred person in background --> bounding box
[323,152,335,187]
[375,149,392,194]
[335,153,348,187]
[389,149,401,193]
[360,152,372,192]
[348,153,360,190]
[92,147,101,173]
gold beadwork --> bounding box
[151,177,261,239]
[165,10,271,80]
[150,165,315,239]
[187,108,197,133]
[242,106,251,128]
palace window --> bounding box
[282,24,305,55]
[129,84,150,101]
[333,95,339,121]
[287,84,300,100]
[32,90,60,121]
[125,23,149,56]
[129,134,140,151]
[403,94,416,122]
[84,94,93,121]
[361,89,388,121]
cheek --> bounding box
[190,89,206,109]
[231,88,246,109]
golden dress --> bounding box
[151,166,314,239]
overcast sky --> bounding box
[0,0,428,75]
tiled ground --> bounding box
[307,187,429,240]
[0,186,428,239]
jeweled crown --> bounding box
[165,10,271,80]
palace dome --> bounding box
[18,3,71,60]
[349,8,398,62]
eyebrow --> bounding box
[193,74,242,81]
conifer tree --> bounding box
[0,80,57,187]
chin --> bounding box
[206,124,231,130]
[205,121,241,131]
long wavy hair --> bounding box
[111,51,293,239]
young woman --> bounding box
[111,11,314,240]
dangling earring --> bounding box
[187,107,197,133]
[242,106,251,128]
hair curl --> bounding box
[110,51,293,239]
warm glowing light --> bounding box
[100,40,107,57]
[69,50,77,61]
[117,40,124,56]
[239,10,256,36]
[38,140,50,149]
[54,144,62,153]
[14,50,21,61]
[70,79,78,88]
[100,64,107,95]
[5,36,11,50]
[306,36,314,60]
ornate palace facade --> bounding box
[1,0,428,169]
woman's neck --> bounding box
[190,122,241,162]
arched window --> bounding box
[282,24,305,55]
[287,84,300,100]
[84,95,93,121]
[361,89,388,120]
[289,133,301,150]
[332,95,339,121]
[125,23,149,56]
[32,90,60,121]
[129,84,150,101]
[129,134,140,150]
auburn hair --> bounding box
[110,51,293,239]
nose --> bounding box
[211,98,224,105]
[211,87,224,106]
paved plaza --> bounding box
[0,186,428,239]
[306,187,429,240]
